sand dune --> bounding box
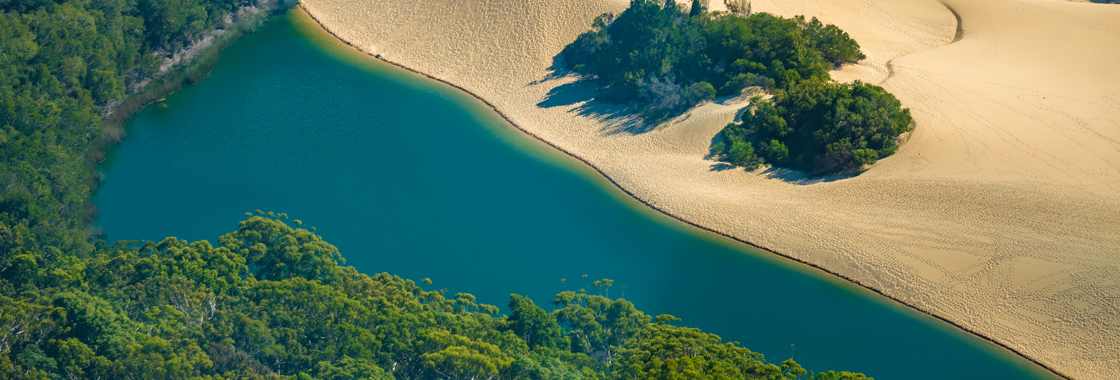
[299,0,1120,378]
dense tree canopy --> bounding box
[563,0,911,174]
[0,0,288,279]
[712,79,912,173]
[563,0,864,121]
[2,214,874,379]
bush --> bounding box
[713,80,911,174]
[853,148,879,166]
[766,139,790,165]
[685,81,716,105]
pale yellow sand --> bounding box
[299,0,1120,378]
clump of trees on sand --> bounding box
[563,0,912,174]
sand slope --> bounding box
[300,0,1120,378]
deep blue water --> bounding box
[94,11,1058,380]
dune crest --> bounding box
[300,0,1120,378]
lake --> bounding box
[94,10,1058,380]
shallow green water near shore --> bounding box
[95,11,1059,380]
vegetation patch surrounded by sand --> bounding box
[299,0,1120,378]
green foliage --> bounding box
[303,356,394,380]
[421,331,513,380]
[766,139,790,166]
[814,370,873,380]
[713,80,912,173]
[728,139,761,168]
[565,1,906,173]
[795,16,866,66]
[852,149,878,166]
[509,294,568,351]
[684,82,716,104]
[714,122,765,168]
[613,323,776,379]
[509,353,585,380]
[1,1,873,378]
[552,290,648,363]
[563,0,864,121]
[0,213,875,379]
[219,216,344,281]
[0,0,287,314]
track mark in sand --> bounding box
[945,2,965,43]
[880,2,961,84]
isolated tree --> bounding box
[685,81,716,104]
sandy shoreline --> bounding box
[297,0,1120,378]
[293,6,1068,378]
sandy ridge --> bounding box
[298,0,1120,378]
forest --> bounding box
[2,214,873,379]
[562,0,912,174]
[0,0,874,378]
[1,0,291,279]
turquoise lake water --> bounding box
[94,11,1059,379]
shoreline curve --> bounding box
[293,5,1070,379]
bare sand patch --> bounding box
[299,0,1120,378]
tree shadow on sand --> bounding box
[534,55,852,185]
[755,166,851,185]
[532,55,657,135]
[706,162,851,185]
[705,133,852,184]
[698,160,846,183]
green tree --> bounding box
[612,323,783,380]
[1,211,870,379]
[553,291,648,364]
[766,139,790,165]
[421,331,514,380]
[305,356,394,380]
[728,140,759,167]
[690,0,703,16]
[685,82,716,105]
[852,148,878,166]
[509,294,567,351]
[218,216,344,281]
[714,80,910,173]
[814,370,873,380]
